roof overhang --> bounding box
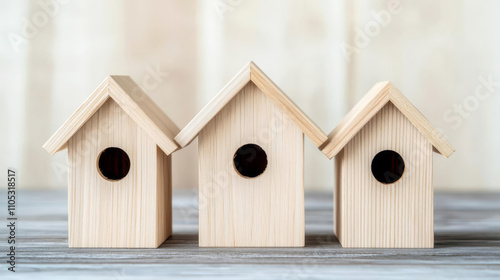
[43,76,180,156]
[174,61,327,148]
[320,81,455,160]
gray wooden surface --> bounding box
[1,190,500,279]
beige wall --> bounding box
[1,0,499,191]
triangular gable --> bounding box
[43,76,180,156]
[320,81,455,159]
[174,61,327,147]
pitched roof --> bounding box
[43,76,180,156]
[174,61,328,147]
[320,81,455,159]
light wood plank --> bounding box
[43,79,111,155]
[249,62,327,147]
[156,147,173,246]
[44,76,179,156]
[198,82,305,247]
[174,63,252,147]
[109,76,180,154]
[175,61,327,148]
[337,103,434,248]
[320,81,455,159]
[67,99,169,248]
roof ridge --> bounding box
[174,62,327,148]
[108,76,180,139]
[320,82,455,159]
[43,76,179,156]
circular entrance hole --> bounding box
[371,150,405,184]
[233,144,268,178]
[97,147,131,181]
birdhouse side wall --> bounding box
[334,148,344,242]
[156,146,172,246]
[67,98,169,248]
[198,82,305,247]
[337,102,434,248]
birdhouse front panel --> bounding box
[335,102,434,248]
[198,82,305,247]
[67,98,172,248]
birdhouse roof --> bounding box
[320,81,455,159]
[174,61,328,148]
[43,76,180,156]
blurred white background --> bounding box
[1,0,499,191]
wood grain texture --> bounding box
[43,78,110,155]
[44,76,179,156]
[320,81,455,159]
[336,103,434,248]
[67,99,171,248]
[175,61,327,148]
[198,82,305,247]
[156,146,173,246]
[174,62,251,147]
[249,62,327,147]
[4,190,500,279]
[334,149,343,240]
[109,76,180,154]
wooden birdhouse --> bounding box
[43,76,180,248]
[320,81,455,248]
[175,62,327,247]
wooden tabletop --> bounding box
[1,190,499,279]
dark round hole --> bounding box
[371,150,405,184]
[233,144,268,178]
[97,147,131,181]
